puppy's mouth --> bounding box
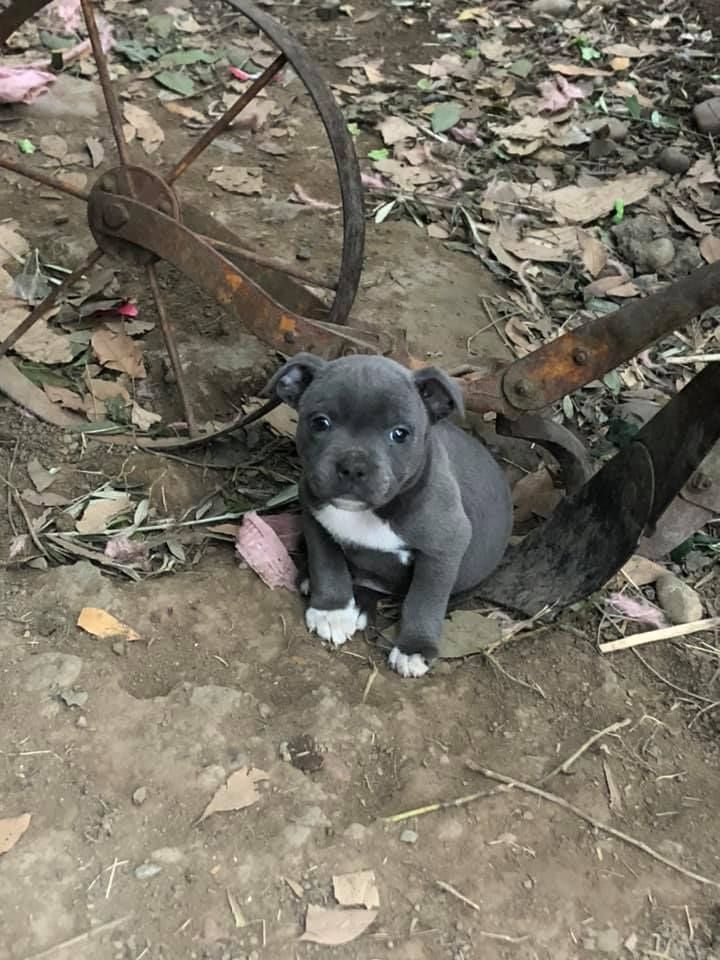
[330,497,368,512]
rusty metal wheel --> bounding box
[0,0,366,447]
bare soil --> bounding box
[2,2,720,960]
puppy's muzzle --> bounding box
[335,449,369,484]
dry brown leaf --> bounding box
[0,266,13,296]
[671,203,709,235]
[547,171,668,224]
[427,223,449,239]
[363,60,384,83]
[333,870,380,909]
[378,116,417,145]
[85,376,130,402]
[548,62,610,78]
[583,275,632,299]
[0,357,78,427]
[0,813,31,855]
[39,134,68,159]
[21,488,70,507]
[233,98,280,132]
[603,42,657,58]
[609,56,630,71]
[199,767,269,822]
[491,115,549,142]
[77,606,140,641]
[301,905,378,945]
[699,234,720,264]
[0,301,73,364]
[263,404,298,438]
[91,328,146,379]
[76,496,132,534]
[491,223,579,263]
[512,466,561,522]
[162,100,206,122]
[43,384,86,412]
[478,38,508,62]
[603,759,623,813]
[61,171,88,193]
[620,555,667,587]
[0,222,29,265]
[131,401,161,431]
[577,229,608,277]
[123,104,165,154]
[85,137,105,168]
[27,457,56,492]
[373,158,434,190]
[208,167,264,196]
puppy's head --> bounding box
[265,354,463,509]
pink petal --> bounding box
[0,67,55,104]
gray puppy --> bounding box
[266,353,512,678]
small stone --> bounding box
[296,245,312,261]
[344,822,366,842]
[522,877,533,889]
[151,846,185,864]
[278,741,292,762]
[656,573,703,625]
[643,237,676,272]
[606,118,628,142]
[132,786,147,806]
[258,703,272,720]
[656,146,691,175]
[693,97,720,135]
[400,829,418,844]
[111,641,126,656]
[76,715,88,728]
[530,0,573,13]
[134,863,162,880]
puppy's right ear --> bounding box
[263,353,326,409]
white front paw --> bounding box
[306,600,367,648]
[389,646,430,679]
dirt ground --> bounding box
[2,1,720,959]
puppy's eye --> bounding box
[390,426,410,444]
[310,414,332,433]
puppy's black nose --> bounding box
[335,451,368,482]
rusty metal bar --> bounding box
[165,54,287,184]
[0,248,104,359]
[146,263,199,437]
[0,157,91,201]
[79,0,131,165]
[501,260,720,413]
[197,233,336,292]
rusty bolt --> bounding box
[103,203,129,230]
[513,378,536,399]
[283,330,297,344]
[690,471,713,492]
[100,174,116,192]
[572,347,589,365]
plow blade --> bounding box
[477,364,720,617]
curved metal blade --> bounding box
[479,364,720,616]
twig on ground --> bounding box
[435,884,529,944]
[599,618,720,653]
[361,661,379,704]
[22,916,131,959]
[484,651,546,699]
[538,718,631,784]
[631,649,716,705]
[689,700,720,728]
[466,763,720,890]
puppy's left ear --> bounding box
[263,353,326,408]
[413,367,464,423]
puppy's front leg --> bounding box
[303,511,367,648]
[389,540,468,679]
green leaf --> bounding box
[508,57,532,78]
[431,101,461,133]
[595,93,608,114]
[17,139,35,155]
[225,46,252,68]
[612,199,625,223]
[562,395,574,420]
[368,148,389,161]
[416,77,432,91]
[159,48,217,67]
[602,370,622,394]
[580,45,601,61]
[650,110,664,128]
[625,95,641,119]
[39,31,77,50]
[347,122,360,138]
[114,39,159,63]
[154,70,196,96]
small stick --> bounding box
[436,879,481,912]
[105,857,127,899]
[361,662,379,704]
[599,618,720,653]
[22,916,131,959]
[468,763,720,890]
[383,786,504,824]
[538,719,631,784]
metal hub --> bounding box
[88,166,180,266]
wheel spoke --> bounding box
[79,0,131,165]
[145,264,199,437]
[0,248,104,358]
[0,157,90,202]
[165,53,287,184]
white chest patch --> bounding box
[313,504,412,565]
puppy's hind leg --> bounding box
[303,512,366,647]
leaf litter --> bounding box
[199,767,269,822]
